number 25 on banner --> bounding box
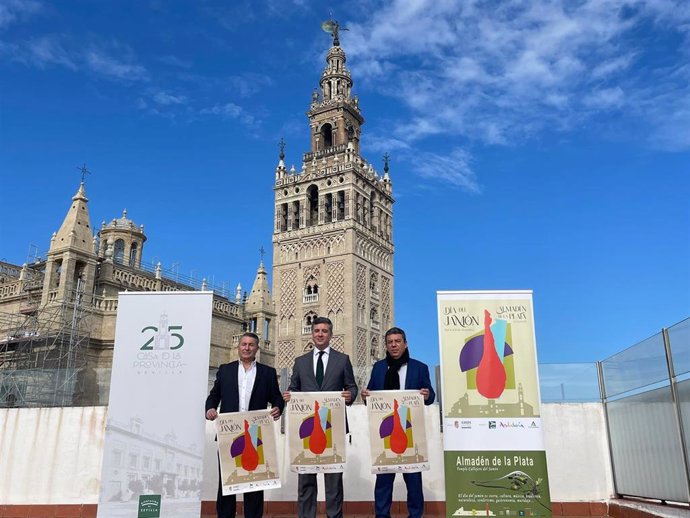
[140,325,185,350]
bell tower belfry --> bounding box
[272,23,395,390]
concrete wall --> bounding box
[0,403,613,505]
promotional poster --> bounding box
[216,409,280,496]
[366,390,430,474]
[97,292,213,518]
[437,291,551,517]
[287,391,346,474]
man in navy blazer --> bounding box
[362,327,435,518]
[205,332,284,518]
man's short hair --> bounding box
[240,332,260,346]
[312,316,333,332]
[384,327,407,343]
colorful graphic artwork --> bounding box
[217,409,281,495]
[379,399,413,454]
[438,291,551,517]
[230,420,262,471]
[459,310,516,399]
[298,400,332,454]
[287,392,346,473]
[366,390,430,474]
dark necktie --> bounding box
[316,351,325,388]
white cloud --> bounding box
[591,54,636,80]
[151,90,186,105]
[583,87,625,109]
[5,33,149,83]
[157,54,192,69]
[413,148,481,193]
[342,0,690,157]
[23,34,76,69]
[0,0,42,30]
[227,73,272,98]
[201,102,260,130]
[85,49,148,81]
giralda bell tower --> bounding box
[272,22,395,389]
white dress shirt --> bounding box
[237,360,257,412]
[397,363,408,389]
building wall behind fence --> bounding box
[0,403,613,505]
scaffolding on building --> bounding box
[0,264,93,408]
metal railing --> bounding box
[600,317,690,503]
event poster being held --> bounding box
[216,409,280,496]
[437,291,551,518]
[287,391,346,473]
[366,390,430,474]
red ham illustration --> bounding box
[389,399,408,454]
[241,420,259,471]
[476,310,506,399]
[309,401,327,454]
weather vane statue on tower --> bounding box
[321,17,348,46]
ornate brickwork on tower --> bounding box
[272,31,395,390]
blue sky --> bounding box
[1,0,688,369]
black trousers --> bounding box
[217,461,264,518]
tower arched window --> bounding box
[320,123,333,149]
[370,191,376,232]
[304,275,319,303]
[303,311,318,334]
[370,305,380,330]
[307,185,319,226]
[371,337,380,359]
[113,239,125,264]
[370,272,379,296]
[129,242,138,267]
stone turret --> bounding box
[41,182,98,306]
[98,209,147,268]
[246,260,276,365]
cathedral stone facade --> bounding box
[0,184,275,407]
[272,36,395,389]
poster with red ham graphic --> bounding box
[217,409,281,496]
[437,291,551,518]
[287,392,347,473]
[366,390,430,474]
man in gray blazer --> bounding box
[283,316,358,518]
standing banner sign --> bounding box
[366,390,430,474]
[97,292,213,518]
[287,391,346,473]
[437,291,551,518]
[216,409,281,495]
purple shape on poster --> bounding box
[230,436,244,457]
[299,416,331,438]
[459,336,513,372]
[379,414,412,438]
[230,435,264,457]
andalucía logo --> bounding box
[138,494,161,517]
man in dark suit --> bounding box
[361,326,435,518]
[282,316,358,518]
[205,332,284,518]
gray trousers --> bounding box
[297,472,343,518]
